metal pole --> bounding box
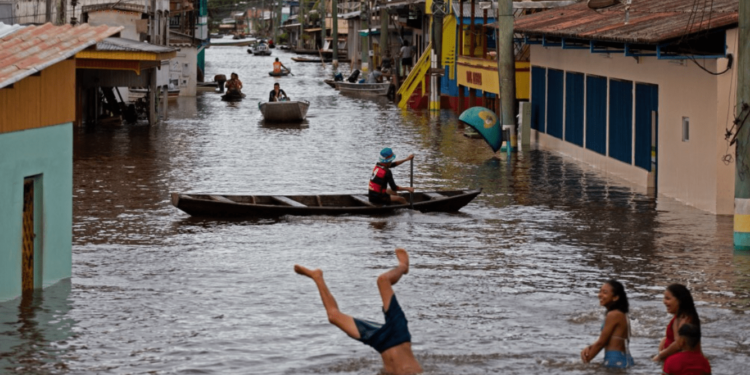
[497,0,516,152]
[736,0,750,250]
[366,0,373,71]
[332,0,339,64]
[320,0,326,50]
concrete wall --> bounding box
[88,10,141,40]
[529,31,736,215]
[0,123,73,302]
[170,46,198,96]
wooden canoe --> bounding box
[335,82,391,95]
[171,189,482,218]
[269,70,291,77]
[221,92,246,101]
[258,100,310,122]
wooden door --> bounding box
[22,179,34,292]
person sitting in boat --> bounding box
[225,73,243,94]
[367,66,384,84]
[273,58,290,74]
[269,82,290,102]
[369,148,415,205]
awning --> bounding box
[282,23,302,28]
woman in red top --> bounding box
[654,284,701,362]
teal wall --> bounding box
[0,123,73,302]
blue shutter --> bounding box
[586,76,607,155]
[565,72,584,147]
[609,79,633,164]
[546,69,564,138]
[531,67,546,131]
[635,84,658,171]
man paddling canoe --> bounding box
[369,148,414,205]
[273,57,290,74]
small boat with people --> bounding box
[170,189,482,218]
[258,100,310,122]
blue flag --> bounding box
[459,107,503,152]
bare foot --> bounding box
[294,265,323,280]
[395,248,409,274]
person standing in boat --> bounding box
[294,248,423,375]
[225,73,243,94]
[369,148,414,205]
[269,83,289,102]
[273,58,289,74]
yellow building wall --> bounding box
[0,59,76,134]
[457,56,530,100]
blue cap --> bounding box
[379,148,396,164]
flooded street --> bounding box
[2,47,750,374]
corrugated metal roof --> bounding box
[0,22,25,39]
[94,37,179,53]
[0,23,123,89]
[81,2,146,14]
[513,0,739,44]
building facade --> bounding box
[0,22,122,302]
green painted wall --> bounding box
[0,123,73,302]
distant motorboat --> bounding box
[252,43,272,56]
[210,37,256,47]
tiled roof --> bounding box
[513,0,739,44]
[0,23,123,89]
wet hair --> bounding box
[274,83,280,87]
[678,323,701,349]
[403,40,409,46]
[666,284,701,327]
[275,57,279,61]
[605,279,629,314]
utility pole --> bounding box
[332,0,339,65]
[497,0,516,154]
[380,5,388,70]
[736,0,750,250]
[430,0,444,111]
[366,0,372,71]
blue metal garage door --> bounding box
[565,72,584,147]
[546,69,564,139]
[609,79,633,164]
[586,76,607,155]
[531,67,546,131]
[635,84,658,171]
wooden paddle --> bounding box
[409,158,414,208]
[318,49,327,68]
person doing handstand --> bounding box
[294,248,422,375]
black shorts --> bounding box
[352,294,412,353]
[401,57,412,67]
[368,191,391,204]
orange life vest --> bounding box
[273,61,282,73]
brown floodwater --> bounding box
[1,47,750,374]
